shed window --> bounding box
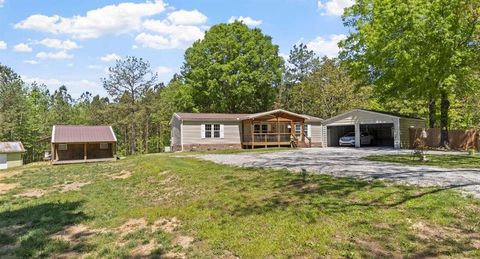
[58,144,68,151]
[100,143,109,150]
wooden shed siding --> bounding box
[182,121,242,145]
[7,153,23,168]
[170,116,182,146]
[399,118,426,148]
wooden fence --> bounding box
[409,128,480,150]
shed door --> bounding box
[0,154,7,169]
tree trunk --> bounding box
[428,95,436,128]
[145,117,149,153]
[440,90,450,148]
[131,122,136,155]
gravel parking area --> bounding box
[198,147,480,198]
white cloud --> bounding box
[37,38,81,50]
[67,63,74,67]
[0,0,4,7]
[15,0,167,39]
[23,75,103,97]
[36,50,73,59]
[228,16,262,27]
[24,60,39,65]
[136,19,205,49]
[305,34,346,58]
[13,43,32,52]
[0,41,7,50]
[100,53,121,62]
[167,9,207,25]
[87,65,104,69]
[317,0,354,16]
[156,66,173,74]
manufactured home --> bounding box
[170,109,324,151]
[0,142,26,170]
[170,108,426,151]
[51,125,117,164]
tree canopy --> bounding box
[182,21,284,113]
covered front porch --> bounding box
[51,142,116,165]
[241,110,310,149]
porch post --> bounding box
[301,121,305,142]
[251,120,254,149]
[277,117,280,147]
[84,143,87,160]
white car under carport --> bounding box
[322,109,425,149]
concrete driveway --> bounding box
[198,148,480,198]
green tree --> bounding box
[102,56,158,154]
[278,44,320,110]
[340,0,480,146]
[290,57,370,118]
[182,21,284,113]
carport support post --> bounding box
[355,123,361,148]
[84,143,87,161]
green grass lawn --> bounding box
[1,152,480,258]
[365,153,480,168]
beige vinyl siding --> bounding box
[6,153,23,168]
[399,118,426,148]
[309,122,323,144]
[326,111,397,126]
[182,121,242,145]
[170,116,182,146]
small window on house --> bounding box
[295,124,302,137]
[205,124,212,138]
[100,143,109,149]
[213,124,221,138]
[261,124,268,133]
[254,124,261,133]
[58,144,68,151]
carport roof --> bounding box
[323,109,424,124]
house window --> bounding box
[205,124,212,138]
[213,124,221,138]
[100,143,109,149]
[254,124,268,133]
[58,144,68,151]
[205,124,221,138]
[295,124,309,137]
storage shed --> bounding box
[0,142,26,170]
[322,109,425,149]
[51,125,117,164]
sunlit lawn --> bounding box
[365,153,480,168]
[0,151,479,258]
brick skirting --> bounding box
[181,144,242,152]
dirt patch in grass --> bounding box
[410,221,480,248]
[52,224,105,243]
[109,170,132,180]
[153,217,181,233]
[0,183,19,194]
[0,169,23,181]
[131,240,158,257]
[58,182,91,192]
[14,188,46,198]
[162,251,187,259]
[173,235,194,248]
[117,218,148,235]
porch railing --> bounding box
[244,133,292,143]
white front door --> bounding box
[0,154,7,169]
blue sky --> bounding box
[0,0,353,98]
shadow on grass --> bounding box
[0,201,91,258]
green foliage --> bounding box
[182,21,284,113]
[340,0,480,133]
[1,153,480,257]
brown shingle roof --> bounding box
[174,110,324,122]
[52,125,117,143]
[175,113,250,121]
[0,142,26,153]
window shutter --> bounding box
[201,124,205,139]
[220,124,225,139]
[307,124,312,138]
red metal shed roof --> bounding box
[0,142,26,153]
[52,125,117,143]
